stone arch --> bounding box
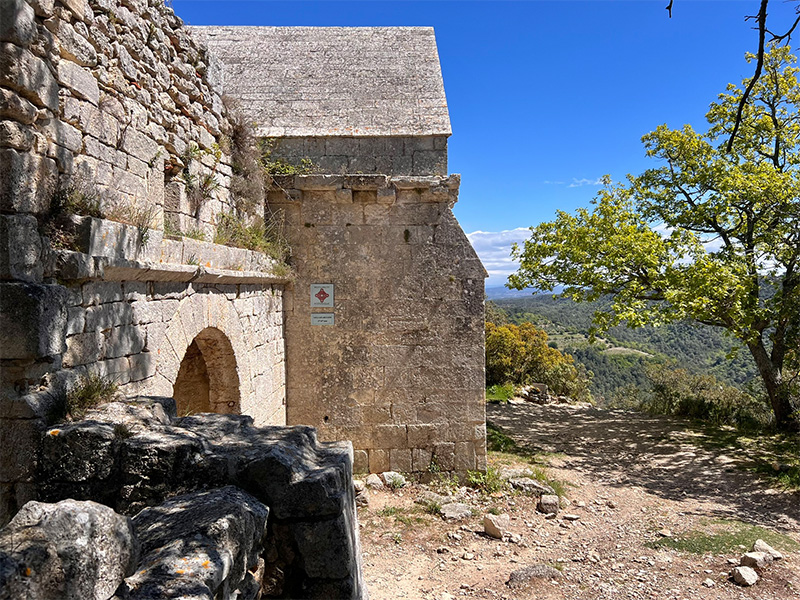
[173,327,240,415]
[152,291,255,412]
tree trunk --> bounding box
[748,340,799,433]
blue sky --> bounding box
[172,0,798,285]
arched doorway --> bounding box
[173,327,241,416]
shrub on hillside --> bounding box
[485,321,592,402]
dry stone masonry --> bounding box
[0,0,289,526]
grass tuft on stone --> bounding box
[67,374,118,420]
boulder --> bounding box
[537,494,560,515]
[119,486,268,600]
[440,502,472,521]
[740,551,771,569]
[507,564,563,589]
[483,513,510,539]
[508,477,555,496]
[38,402,366,599]
[0,499,138,600]
[752,539,783,560]
[365,473,384,489]
[732,566,759,586]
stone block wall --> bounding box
[268,135,448,176]
[0,0,289,526]
[270,174,487,474]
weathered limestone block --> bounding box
[103,325,146,359]
[120,487,268,600]
[63,330,103,367]
[57,59,100,105]
[0,0,37,48]
[56,20,97,66]
[0,43,59,110]
[0,148,58,214]
[28,0,54,18]
[60,0,86,20]
[71,217,144,260]
[0,499,138,600]
[0,87,37,124]
[0,214,43,282]
[38,405,366,598]
[0,283,67,359]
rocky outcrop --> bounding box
[119,486,268,600]
[0,498,138,600]
[35,400,366,599]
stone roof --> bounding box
[192,26,451,138]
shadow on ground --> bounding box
[487,403,800,532]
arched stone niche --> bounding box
[150,291,262,417]
[173,327,241,415]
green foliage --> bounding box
[420,499,442,515]
[485,301,510,326]
[493,294,761,400]
[485,321,592,402]
[181,143,221,215]
[113,423,133,439]
[648,518,800,554]
[466,466,506,494]
[262,139,315,175]
[486,383,515,403]
[223,95,267,219]
[509,45,800,430]
[214,211,291,264]
[384,472,406,490]
[642,365,773,430]
[67,374,118,419]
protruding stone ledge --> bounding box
[42,216,292,284]
[270,173,460,193]
[45,252,291,284]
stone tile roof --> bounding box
[192,26,451,138]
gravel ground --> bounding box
[358,403,800,600]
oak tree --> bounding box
[509,45,800,431]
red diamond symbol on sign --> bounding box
[315,288,330,304]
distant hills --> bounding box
[488,293,759,403]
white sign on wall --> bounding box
[311,313,335,326]
[310,283,334,308]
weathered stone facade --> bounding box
[1,0,486,548]
[0,0,288,526]
[269,174,487,473]
[202,26,488,473]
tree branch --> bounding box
[727,0,769,153]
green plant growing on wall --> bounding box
[214,211,291,265]
[223,95,267,219]
[105,201,159,249]
[180,143,221,216]
[261,138,315,176]
[66,374,119,420]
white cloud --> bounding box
[568,177,604,188]
[467,228,531,286]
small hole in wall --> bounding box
[323,415,329,423]
[304,222,314,228]
[404,229,410,243]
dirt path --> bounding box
[359,404,800,600]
